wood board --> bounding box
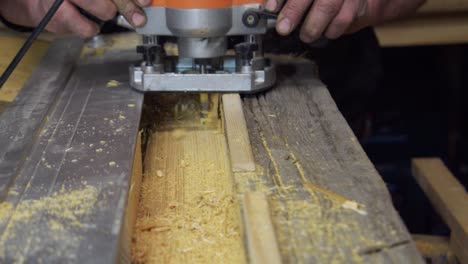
[133,57,423,263]
[412,158,468,264]
[236,57,423,263]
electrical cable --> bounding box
[0,0,65,89]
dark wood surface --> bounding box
[239,57,423,263]
[0,38,144,263]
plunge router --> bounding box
[129,0,276,93]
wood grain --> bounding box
[412,158,468,264]
[222,94,256,172]
[119,132,143,264]
[236,57,423,263]
[242,192,282,264]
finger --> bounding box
[69,0,117,21]
[324,0,360,39]
[299,0,345,42]
[113,0,146,27]
[134,0,152,7]
[265,0,285,12]
[47,1,99,37]
[276,0,314,36]
[345,1,370,34]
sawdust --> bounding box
[106,80,122,88]
[132,94,245,264]
[0,186,98,260]
[133,191,242,264]
[232,134,379,263]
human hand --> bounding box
[265,0,425,43]
[0,0,151,38]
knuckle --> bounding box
[334,14,353,28]
[102,2,118,19]
[102,9,117,20]
[115,0,132,13]
[315,0,342,16]
[302,26,320,41]
[283,0,309,18]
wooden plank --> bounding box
[418,0,468,14]
[237,56,423,263]
[119,132,143,264]
[375,14,468,47]
[222,94,256,172]
[412,158,468,263]
[0,39,83,197]
[242,192,282,264]
[0,37,144,262]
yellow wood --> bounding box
[242,192,282,264]
[0,36,49,103]
[412,158,468,264]
[120,132,143,264]
[222,94,256,172]
[132,95,246,264]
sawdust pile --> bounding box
[0,186,98,258]
[132,95,245,264]
[132,191,243,263]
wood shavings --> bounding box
[342,201,368,216]
[0,186,98,240]
[106,80,122,88]
[132,96,245,263]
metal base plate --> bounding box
[130,57,276,93]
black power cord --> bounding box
[0,0,65,89]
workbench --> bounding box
[0,35,423,263]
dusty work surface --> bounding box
[0,36,144,263]
[237,58,423,263]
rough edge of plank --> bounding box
[118,131,143,264]
[412,158,468,264]
[242,192,282,264]
[222,94,256,172]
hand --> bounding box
[0,0,151,38]
[265,0,425,43]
